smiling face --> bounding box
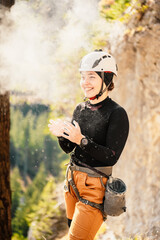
[80,71,102,99]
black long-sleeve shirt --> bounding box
[58,96,129,167]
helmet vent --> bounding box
[92,58,102,68]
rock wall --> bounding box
[107,0,160,238]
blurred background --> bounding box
[0,0,160,239]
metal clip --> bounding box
[85,200,89,205]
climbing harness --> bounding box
[65,161,108,221]
[65,153,127,219]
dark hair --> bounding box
[96,72,114,91]
[108,81,114,91]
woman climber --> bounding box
[48,49,129,240]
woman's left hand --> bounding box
[62,120,84,145]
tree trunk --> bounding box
[0,92,11,240]
[0,2,15,240]
[0,0,15,8]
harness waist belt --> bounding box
[70,162,112,177]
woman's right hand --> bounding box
[48,119,66,137]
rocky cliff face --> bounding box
[108,0,160,238]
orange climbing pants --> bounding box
[64,170,108,240]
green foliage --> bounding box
[124,237,143,240]
[10,101,72,238]
[10,107,45,179]
[12,233,27,240]
[99,0,149,24]
[11,168,24,219]
[11,163,47,237]
[26,176,60,239]
[10,102,67,180]
[99,0,131,21]
[25,163,47,206]
[59,158,70,181]
[12,208,29,237]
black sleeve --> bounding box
[57,106,79,154]
[80,107,129,166]
[58,137,76,154]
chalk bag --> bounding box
[104,177,127,216]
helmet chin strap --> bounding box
[88,87,107,100]
[84,72,111,101]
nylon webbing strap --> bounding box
[71,154,110,179]
[79,198,104,212]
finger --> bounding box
[63,127,71,133]
[49,123,57,129]
[64,121,74,130]
[53,121,63,127]
[48,125,57,130]
[73,120,80,129]
[49,119,54,123]
[64,125,73,133]
[53,119,61,126]
[48,124,55,128]
[61,132,70,139]
[48,125,53,129]
[64,121,72,126]
[55,120,65,128]
[56,119,64,123]
[73,120,78,127]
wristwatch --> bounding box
[80,137,89,148]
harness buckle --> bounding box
[85,200,89,205]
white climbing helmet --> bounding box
[79,50,118,76]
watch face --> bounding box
[82,138,88,146]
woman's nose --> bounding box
[82,77,90,84]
